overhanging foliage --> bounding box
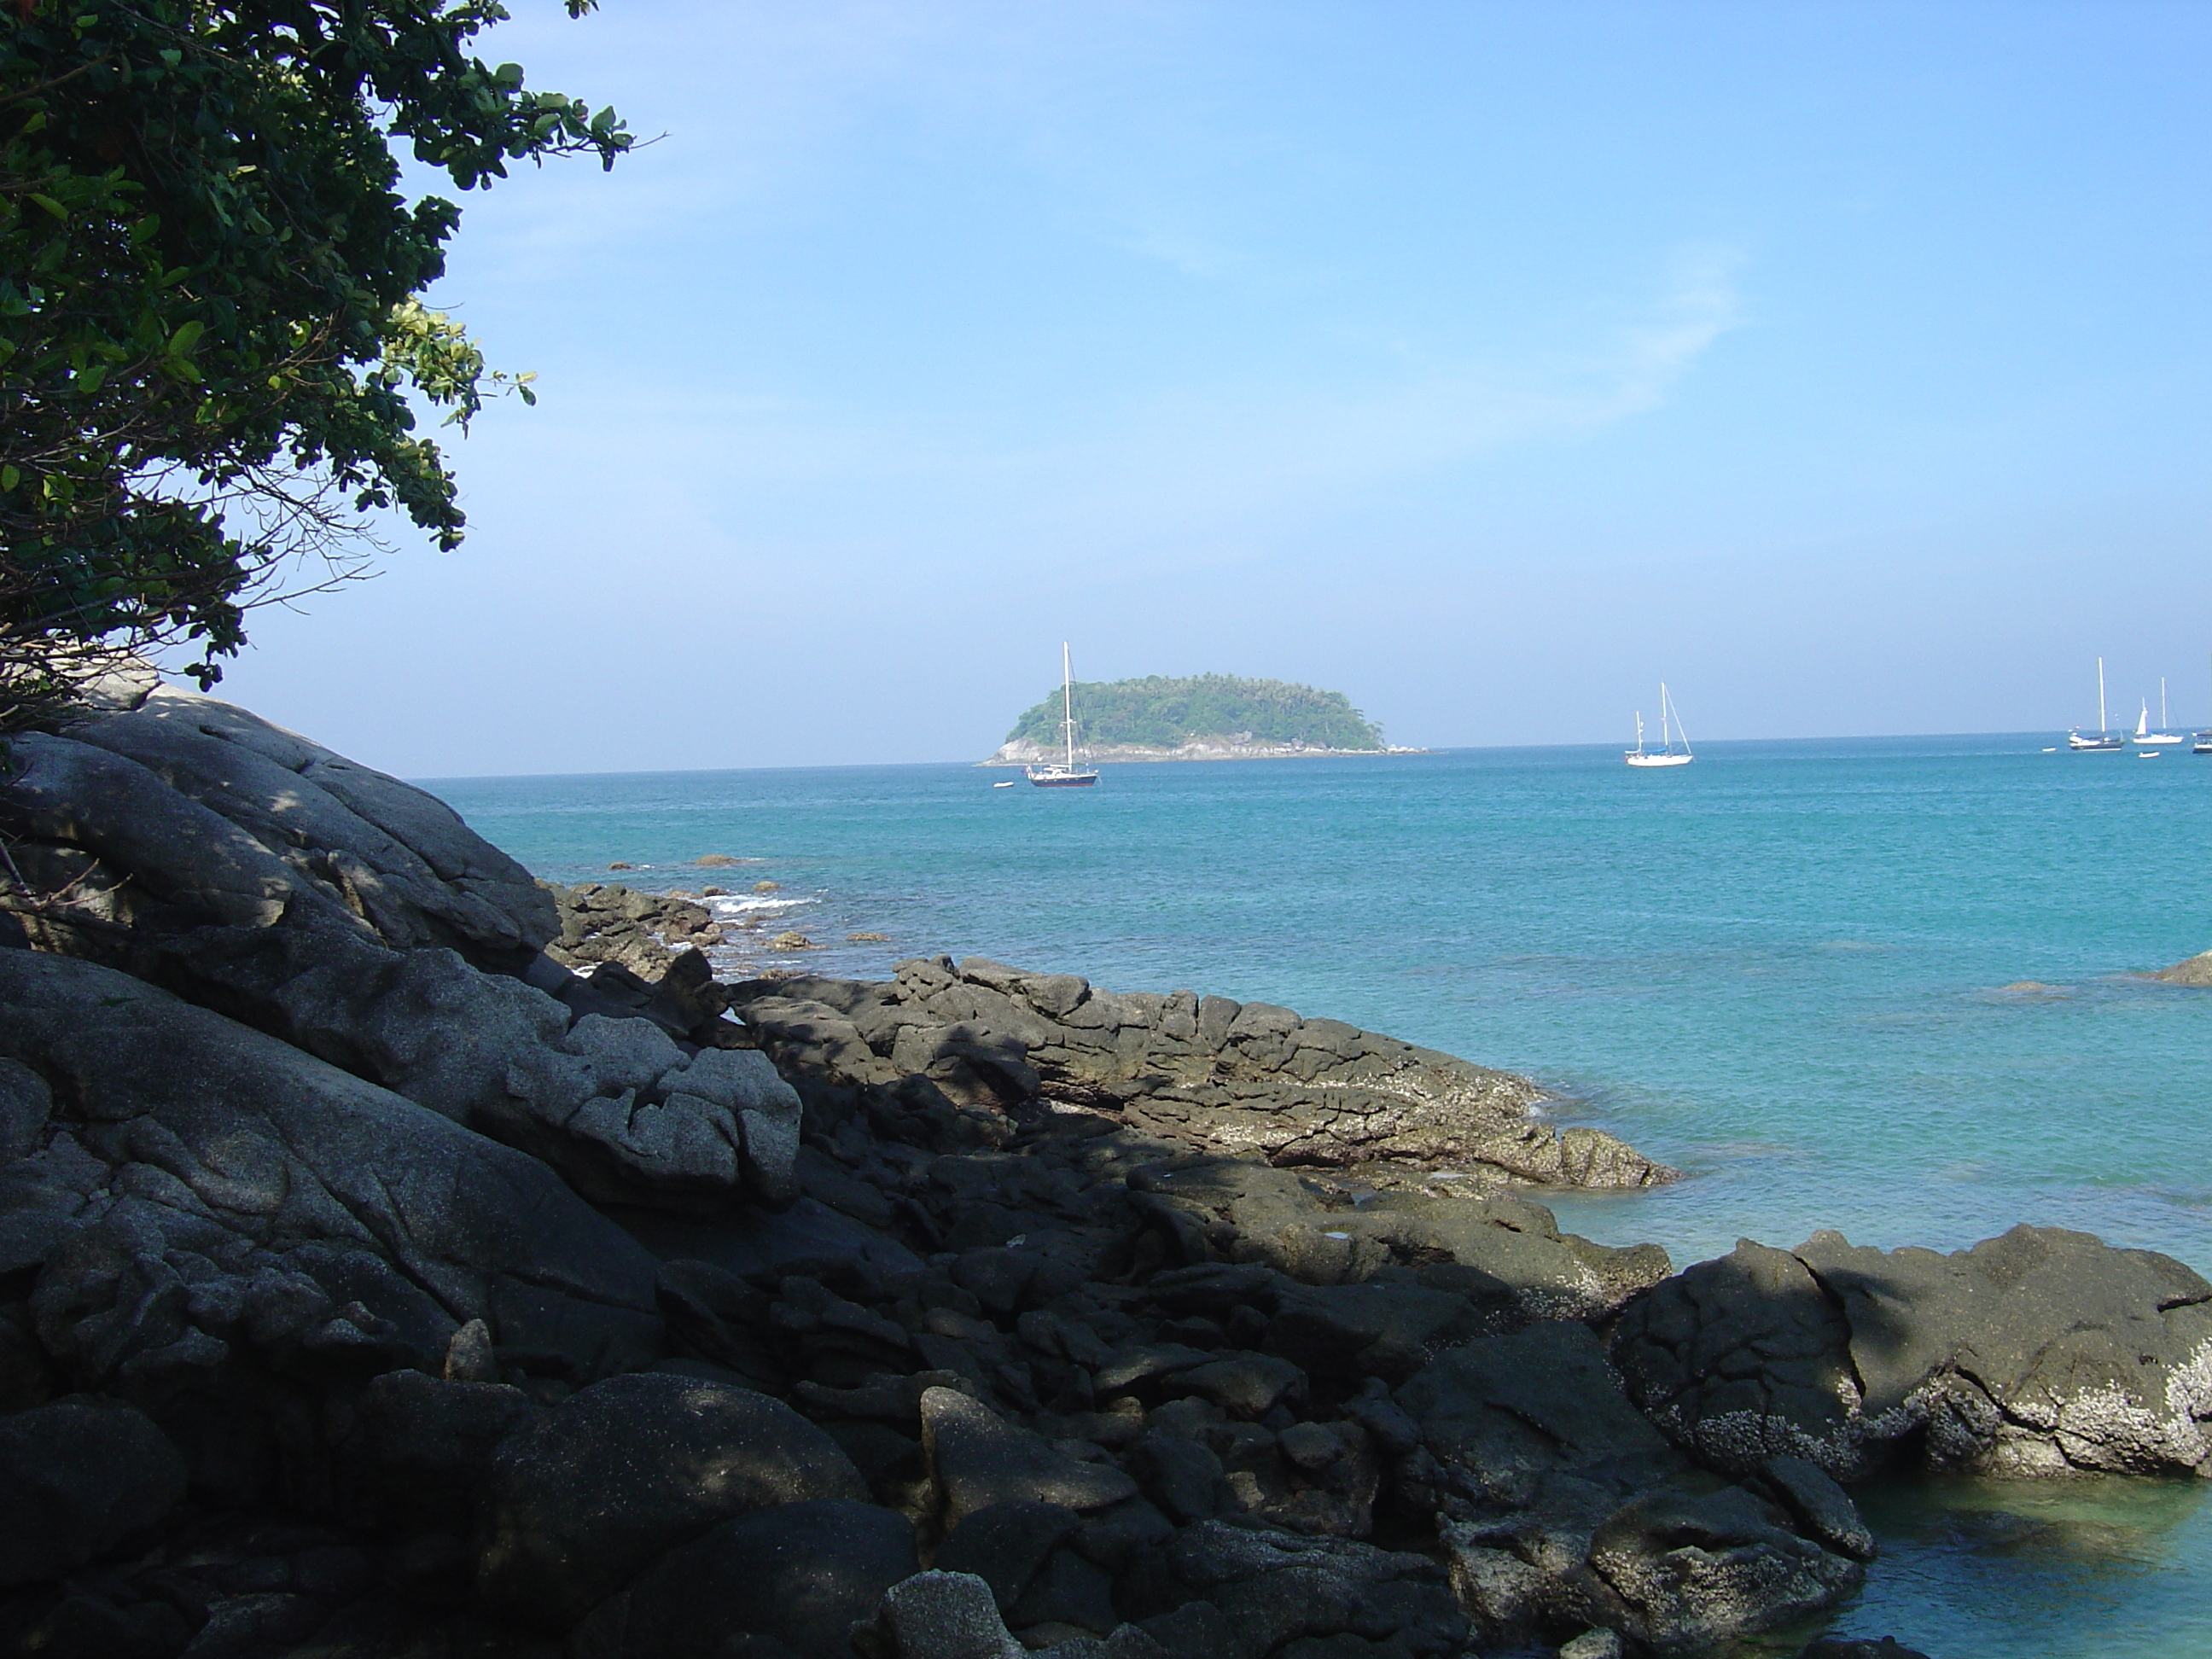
[0,0,630,700]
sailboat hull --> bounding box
[1026,769,1098,787]
[1624,753,1693,768]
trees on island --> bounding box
[0,0,628,708]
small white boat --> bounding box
[1626,683,1693,767]
[992,780,1016,788]
[2139,751,2163,759]
[2067,657,2125,750]
[1026,643,1101,788]
[2139,678,2184,746]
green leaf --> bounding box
[27,195,67,222]
[167,319,204,354]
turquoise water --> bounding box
[428,736,2212,1656]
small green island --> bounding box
[986,672,1413,765]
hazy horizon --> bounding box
[195,1,2209,779]
[406,727,2135,785]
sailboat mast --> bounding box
[1061,642,1076,770]
[1659,684,1670,749]
[2098,657,2108,735]
[2163,678,2170,728]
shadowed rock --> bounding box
[477,1371,867,1628]
[733,958,1676,1190]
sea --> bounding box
[428,735,2212,1657]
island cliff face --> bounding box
[0,673,2203,1659]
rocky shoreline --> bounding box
[0,678,2207,1659]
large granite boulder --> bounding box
[0,952,663,1432]
[734,957,1674,1190]
[0,693,799,1216]
[10,688,552,963]
[1611,1227,2212,1479]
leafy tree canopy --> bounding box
[1007,673,1386,752]
[0,0,630,700]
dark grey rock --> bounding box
[1616,1225,2212,1481]
[1168,1353,1304,1419]
[1123,1432,1228,1524]
[1406,1325,1862,1654]
[0,952,663,1408]
[0,1059,52,1161]
[1609,1240,1862,1476]
[933,1500,1083,1609]
[0,1400,186,1586]
[477,1372,867,1629]
[873,1570,1027,1659]
[614,1499,917,1659]
[1397,1323,1672,1492]
[1128,1162,1667,1319]
[919,1387,1137,1525]
[731,961,1675,1192]
[1761,1454,1875,1562]
[341,1370,538,1533]
[1008,1545,1120,1636]
[1143,1519,1465,1659]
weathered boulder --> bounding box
[0,1400,187,1586]
[0,695,798,1218]
[1612,1226,2212,1479]
[543,881,725,980]
[0,952,663,1426]
[12,688,553,963]
[477,1371,868,1628]
[733,958,1674,1191]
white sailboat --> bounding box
[2196,655,2212,754]
[1026,643,1101,788]
[1625,683,1693,768]
[2139,678,2183,747]
[2067,657,2125,750]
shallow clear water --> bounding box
[428,735,2212,1656]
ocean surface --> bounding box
[428,735,2212,1656]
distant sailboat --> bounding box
[1026,643,1101,788]
[2140,678,2184,747]
[2196,655,2212,754]
[1626,683,1693,768]
[2067,657,2125,750]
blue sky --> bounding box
[211,1,2210,775]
